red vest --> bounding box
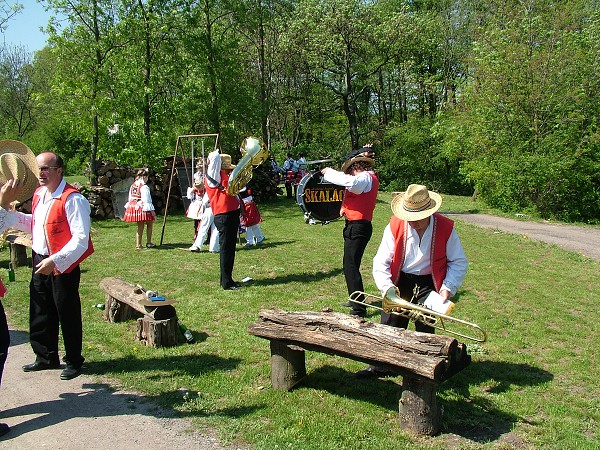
[389,213,454,292]
[205,171,240,215]
[32,183,95,274]
[341,173,378,221]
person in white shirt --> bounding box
[0,148,93,381]
[188,191,219,253]
[356,184,468,379]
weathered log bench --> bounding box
[248,309,471,436]
[99,277,179,348]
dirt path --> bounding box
[0,328,240,449]
[447,213,600,261]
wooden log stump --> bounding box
[10,243,28,268]
[270,341,306,390]
[136,317,179,348]
[400,377,442,436]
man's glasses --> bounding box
[38,166,59,173]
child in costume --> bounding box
[123,168,156,249]
[239,187,265,248]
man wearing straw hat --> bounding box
[321,145,378,318]
[205,148,242,290]
[355,184,468,378]
[0,141,93,381]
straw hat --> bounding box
[341,146,375,173]
[0,140,39,203]
[220,154,236,170]
[391,184,442,221]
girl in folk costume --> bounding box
[239,187,265,248]
[186,178,205,239]
[123,168,156,249]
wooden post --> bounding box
[269,340,306,390]
[10,243,28,268]
[399,377,441,436]
[136,317,179,348]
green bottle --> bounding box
[8,263,15,282]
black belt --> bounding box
[400,271,432,281]
[345,219,370,224]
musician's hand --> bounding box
[35,257,56,275]
[439,289,451,302]
[321,167,330,174]
[0,179,23,209]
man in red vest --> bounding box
[321,145,378,318]
[205,149,242,290]
[356,184,468,378]
[0,151,94,381]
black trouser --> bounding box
[30,252,84,368]
[0,300,9,386]
[213,209,240,289]
[381,271,435,333]
[343,220,373,315]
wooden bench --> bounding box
[248,309,471,436]
[99,277,180,348]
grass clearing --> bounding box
[2,193,599,449]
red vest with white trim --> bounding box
[32,183,94,274]
[205,171,240,215]
[388,213,454,292]
[341,172,378,221]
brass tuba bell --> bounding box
[227,137,269,196]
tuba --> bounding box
[227,137,269,196]
[349,287,487,343]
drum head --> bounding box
[297,172,345,223]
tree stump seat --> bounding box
[248,309,472,436]
[99,277,179,347]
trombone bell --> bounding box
[348,288,487,343]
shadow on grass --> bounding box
[84,353,242,379]
[292,359,551,444]
[251,267,343,286]
[439,360,552,442]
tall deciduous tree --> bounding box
[45,0,120,181]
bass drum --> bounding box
[296,171,345,223]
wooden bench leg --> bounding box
[269,341,306,391]
[399,376,441,436]
[136,316,179,348]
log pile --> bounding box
[85,160,186,219]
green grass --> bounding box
[2,192,599,449]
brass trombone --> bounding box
[349,287,487,343]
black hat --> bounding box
[341,146,375,173]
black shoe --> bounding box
[355,366,395,379]
[22,360,61,372]
[60,365,82,380]
[349,310,366,318]
[0,423,9,437]
[223,284,242,291]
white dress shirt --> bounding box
[372,219,468,297]
[322,168,374,194]
[206,149,222,187]
[0,179,92,273]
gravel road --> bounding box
[447,213,600,261]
